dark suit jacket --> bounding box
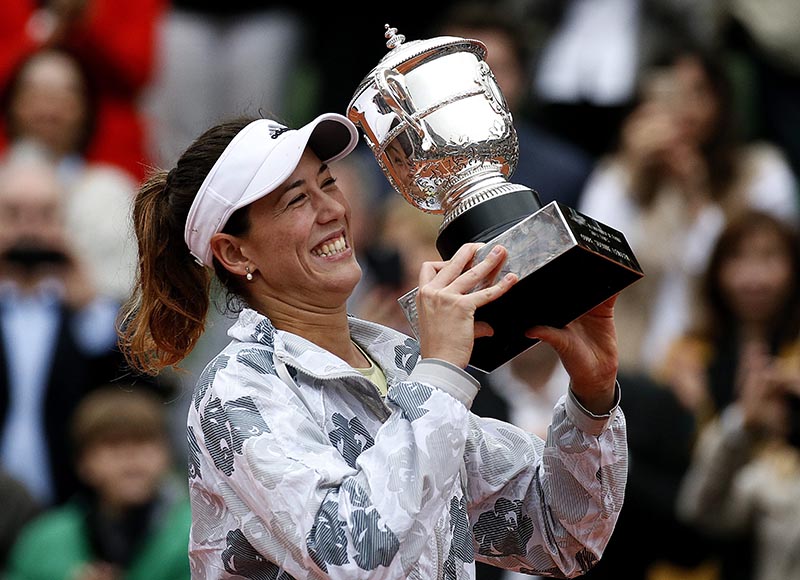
[0,304,131,505]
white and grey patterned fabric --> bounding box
[187,308,627,579]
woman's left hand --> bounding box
[525,295,619,415]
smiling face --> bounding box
[228,148,363,312]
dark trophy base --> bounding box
[398,200,644,374]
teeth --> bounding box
[312,234,347,257]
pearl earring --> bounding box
[245,267,254,281]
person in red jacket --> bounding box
[0,0,165,184]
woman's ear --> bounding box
[209,233,249,277]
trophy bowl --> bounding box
[347,25,643,373]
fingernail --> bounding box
[491,246,503,255]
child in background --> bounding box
[4,386,191,580]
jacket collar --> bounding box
[227,308,419,385]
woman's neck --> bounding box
[262,300,367,367]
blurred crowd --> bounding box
[0,0,799,579]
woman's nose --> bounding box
[316,192,347,222]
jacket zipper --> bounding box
[278,356,394,418]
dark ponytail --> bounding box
[118,117,256,375]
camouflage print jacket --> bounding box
[187,308,627,579]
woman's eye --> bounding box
[322,177,338,189]
[288,193,307,206]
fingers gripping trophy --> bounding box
[347,25,643,373]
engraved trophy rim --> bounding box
[348,24,488,105]
[347,24,521,232]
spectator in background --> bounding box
[669,209,800,580]
[720,0,800,181]
[4,386,192,580]
[522,0,719,159]
[575,211,800,580]
[677,350,800,580]
[144,0,305,168]
[0,153,131,508]
[349,195,441,336]
[0,0,164,184]
[1,48,96,176]
[1,48,138,302]
[0,469,40,571]
[578,45,799,379]
[434,1,595,209]
[659,210,800,437]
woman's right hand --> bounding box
[414,243,517,369]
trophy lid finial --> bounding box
[384,24,405,50]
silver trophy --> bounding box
[347,25,643,373]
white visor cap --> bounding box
[184,113,360,266]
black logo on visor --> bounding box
[269,126,291,139]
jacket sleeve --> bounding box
[462,386,627,577]
[190,355,480,579]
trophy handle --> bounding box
[475,61,507,116]
[376,69,434,151]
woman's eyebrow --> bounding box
[283,178,305,192]
[282,162,331,195]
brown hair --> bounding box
[118,117,257,375]
[70,387,167,457]
[694,210,800,345]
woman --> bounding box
[677,341,800,580]
[578,45,799,378]
[119,112,626,579]
[659,210,800,422]
[667,210,800,580]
